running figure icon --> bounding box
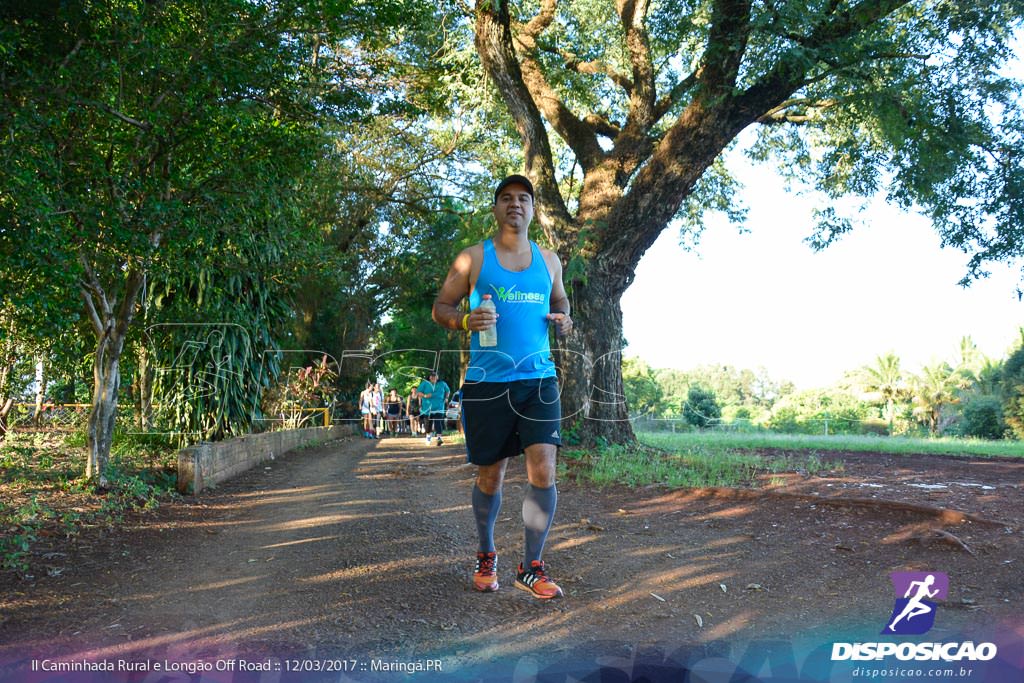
[887,574,939,631]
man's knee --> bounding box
[524,444,557,488]
[476,462,506,495]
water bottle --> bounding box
[478,294,497,347]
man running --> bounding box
[417,371,450,446]
[432,174,573,599]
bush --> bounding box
[957,395,1007,440]
[1003,346,1024,439]
[767,405,802,434]
[683,385,721,429]
[766,388,874,435]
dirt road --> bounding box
[1,436,1022,682]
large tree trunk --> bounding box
[86,328,126,487]
[80,261,146,488]
[86,325,128,485]
[556,271,635,445]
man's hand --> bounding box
[546,312,573,337]
[468,303,498,331]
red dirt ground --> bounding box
[1,436,1021,682]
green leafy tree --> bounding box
[144,226,299,443]
[460,0,1024,446]
[1003,343,1024,439]
[622,357,664,417]
[319,110,490,396]
[767,387,873,435]
[972,357,1007,398]
[958,395,1007,440]
[683,385,721,429]
[653,364,791,420]
[944,335,1006,438]
[857,352,907,433]
[374,203,487,394]
[910,361,959,435]
[0,0,397,484]
[653,369,693,415]
[664,365,789,411]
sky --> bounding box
[620,153,1024,390]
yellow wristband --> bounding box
[461,314,470,331]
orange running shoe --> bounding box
[515,560,563,599]
[473,552,499,592]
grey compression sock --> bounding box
[523,483,557,565]
[472,484,502,554]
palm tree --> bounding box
[912,362,958,435]
[858,352,906,434]
[958,336,982,371]
[974,358,1005,397]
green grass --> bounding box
[561,430,1020,491]
[562,439,835,489]
[637,430,1023,458]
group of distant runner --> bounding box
[356,374,459,445]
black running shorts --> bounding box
[460,377,562,466]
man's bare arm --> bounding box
[432,245,497,332]
[432,249,473,330]
[543,250,573,336]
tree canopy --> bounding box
[0,0,446,480]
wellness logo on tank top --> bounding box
[490,283,546,305]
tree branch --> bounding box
[79,282,104,339]
[536,44,634,93]
[591,0,660,194]
[605,0,915,279]
[584,113,621,138]
[78,255,111,319]
[699,0,754,92]
[733,0,912,124]
[519,0,557,40]
[512,1,606,171]
[618,0,656,125]
[515,53,606,171]
[592,0,757,281]
[756,97,840,123]
[115,265,146,340]
[475,0,575,248]
[82,100,154,132]
[797,0,910,50]
[58,38,86,72]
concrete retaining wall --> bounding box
[177,424,355,494]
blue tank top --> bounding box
[466,239,556,383]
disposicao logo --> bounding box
[831,571,997,663]
[883,571,948,635]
